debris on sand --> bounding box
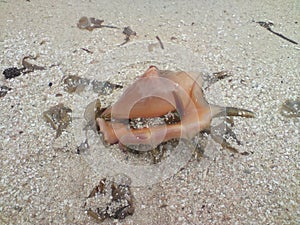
[43,103,72,138]
[3,55,46,79]
[3,67,22,79]
[84,175,135,222]
[256,21,298,45]
[63,75,122,95]
[119,26,137,46]
[77,16,119,31]
[0,85,12,97]
[155,36,164,49]
[280,99,300,117]
[21,55,46,73]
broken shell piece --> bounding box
[63,75,89,93]
[77,16,104,31]
[280,99,300,117]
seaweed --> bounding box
[43,103,72,138]
[155,36,164,49]
[119,26,137,46]
[2,55,46,79]
[77,17,119,31]
[85,175,134,222]
[256,21,298,45]
[63,75,122,94]
[3,67,22,79]
[21,56,46,73]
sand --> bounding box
[0,0,299,224]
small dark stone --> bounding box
[3,67,22,79]
[48,82,53,87]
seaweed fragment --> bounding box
[0,85,12,97]
[2,55,46,79]
[77,17,119,31]
[119,26,137,46]
[91,80,123,95]
[202,71,232,90]
[149,142,173,164]
[21,56,46,73]
[81,48,93,54]
[212,70,232,80]
[85,175,134,222]
[148,36,165,52]
[256,21,298,45]
[155,36,164,49]
[43,103,72,138]
[63,75,122,94]
[88,178,106,198]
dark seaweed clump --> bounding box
[85,175,134,222]
[3,67,22,79]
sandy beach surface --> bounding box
[0,0,299,224]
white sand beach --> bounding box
[0,0,299,224]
